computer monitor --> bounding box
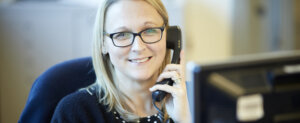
[187,51,300,123]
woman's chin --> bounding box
[131,74,155,83]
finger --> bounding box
[163,64,181,75]
[180,50,186,83]
[171,76,182,85]
[157,71,181,83]
[180,50,185,65]
[149,84,177,95]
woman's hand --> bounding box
[149,51,191,123]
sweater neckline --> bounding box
[112,111,162,123]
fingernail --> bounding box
[149,87,153,91]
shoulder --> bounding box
[51,89,115,123]
[51,90,98,118]
[58,89,97,107]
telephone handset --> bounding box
[152,26,182,102]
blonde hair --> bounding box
[90,0,170,121]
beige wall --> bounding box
[185,0,234,63]
[232,0,298,55]
[0,3,96,123]
[295,0,300,50]
[185,0,299,63]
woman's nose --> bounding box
[131,36,146,52]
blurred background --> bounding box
[0,0,299,122]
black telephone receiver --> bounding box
[152,26,182,102]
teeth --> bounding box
[130,57,150,63]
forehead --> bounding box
[105,0,164,31]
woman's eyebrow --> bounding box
[110,21,163,33]
[112,26,131,32]
[143,21,158,26]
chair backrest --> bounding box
[19,57,96,123]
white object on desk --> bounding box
[237,94,264,122]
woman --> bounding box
[51,0,190,122]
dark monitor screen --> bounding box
[188,51,300,123]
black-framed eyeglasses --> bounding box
[104,25,165,47]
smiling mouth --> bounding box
[129,57,152,63]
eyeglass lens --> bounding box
[112,28,162,47]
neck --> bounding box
[114,70,159,116]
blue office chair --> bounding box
[19,57,96,123]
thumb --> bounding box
[180,50,185,64]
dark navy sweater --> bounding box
[51,90,117,123]
[51,90,166,123]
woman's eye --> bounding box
[143,28,159,35]
[113,33,131,40]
